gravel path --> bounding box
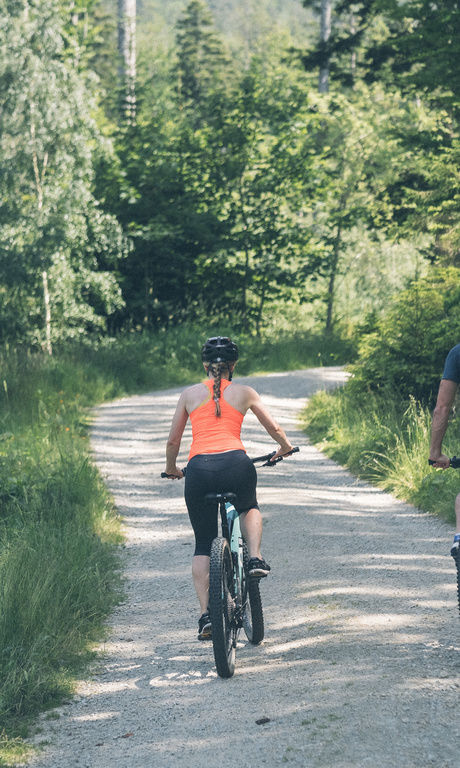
[28,368,459,768]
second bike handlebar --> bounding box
[161,446,300,478]
[428,456,460,468]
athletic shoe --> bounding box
[247,557,271,578]
[451,534,460,559]
[198,612,212,641]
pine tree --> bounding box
[175,0,231,114]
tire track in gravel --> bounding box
[28,368,459,768]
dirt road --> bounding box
[29,368,459,768]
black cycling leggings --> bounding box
[185,450,259,556]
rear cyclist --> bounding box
[429,342,460,556]
[163,336,293,640]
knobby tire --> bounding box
[243,544,264,644]
[209,537,236,678]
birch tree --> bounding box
[117,0,136,122]
[318,0,332,93]
[0,0,126,349]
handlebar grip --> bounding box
[263,446,300,466]
[428,457,460,468]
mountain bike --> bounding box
[429,455,460,616]
[206,447,299,678]
[162,447,299,677]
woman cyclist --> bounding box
[164,336,293,640]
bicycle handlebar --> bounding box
[251,446,300,466]
[428,456,460,469]
[161,446,300,478]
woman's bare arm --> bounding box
[248,388,293,460]
[165,392,189,477]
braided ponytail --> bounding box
[209,361,229,417]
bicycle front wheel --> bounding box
[209,537,237,678]
[242,544,264,644]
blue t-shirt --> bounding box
[442,344,460,383]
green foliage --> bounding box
[302,0,460,113]
[0,0,127,348]
[349,268,460,404]
[334,229,428,325]
[102,18,318,334]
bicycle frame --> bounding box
[215,494,245,631]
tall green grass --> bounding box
[302,386,459,525]
[0,326,353,763]
[0,379,123,764]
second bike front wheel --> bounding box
[242,544,264,645]
[209,537,237,678]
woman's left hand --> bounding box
[164,467,184,479]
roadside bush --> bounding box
[349,267,460,405]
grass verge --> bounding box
[301,384,458,525]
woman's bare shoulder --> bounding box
[231,382,259,395]
[181,381,209,412]
[228,382,259,406]
[185,381,207,393]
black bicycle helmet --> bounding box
[201,336,239,363]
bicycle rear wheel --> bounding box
[209,537,237,678]
[242,544,264,644]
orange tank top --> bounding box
[188,379,245,460]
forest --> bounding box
[0,0,459,761]
[1,0,458,349]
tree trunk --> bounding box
[255,281,267,338]
[42,270,52,356]
[118,0,136,123]
[325,221,342,334]
[31,115,52,354]
[350,12,356,82]
[318,0,332,93]
[238,180,251,331]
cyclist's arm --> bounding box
[248,389,293,460]
[165,392,189,477]
[429,378,458,468]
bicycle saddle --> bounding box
[205,492,237,504]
